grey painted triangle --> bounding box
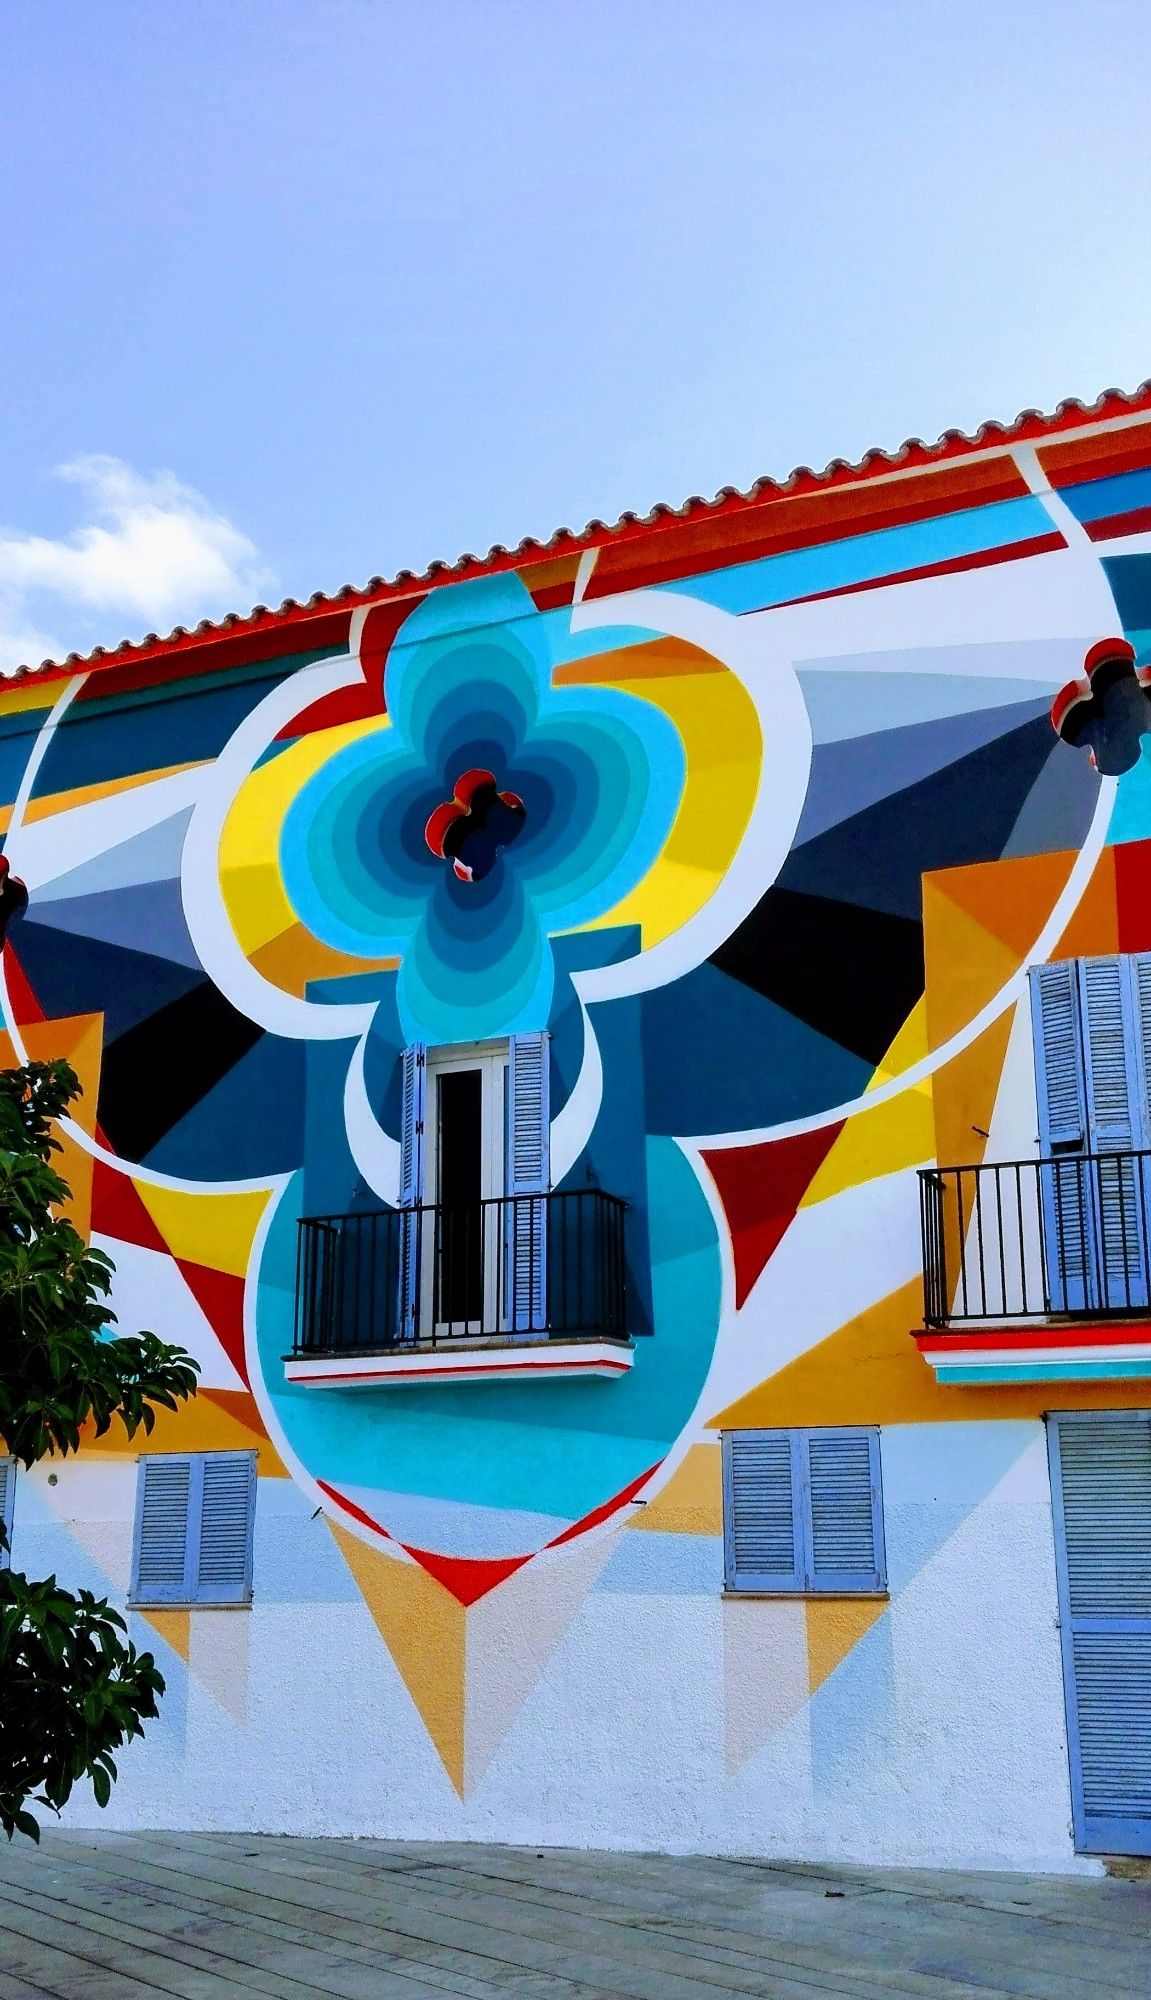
[27,878,202,970]
[1001,737,1102,860]
[795,696,1051,846]
[33,807,193,906]
[797,665,1061,747]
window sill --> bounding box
[128,1599,252,1612]
[722,1589,890,1602]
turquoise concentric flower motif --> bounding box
[280,576,686,1045]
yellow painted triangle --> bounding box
[2,1011,104,1241]
[864,998,929,1091]
[329,1523,467,1796]
[923,876,1021,1051]
[709,1278,937,1431]
[249,921,395,996]
[631,1443,722,1536]
[712,1271,1151,1434]
[930,1012,1014,1184]
[79,1389,285,1472]
[925,848,1078,961]
[136,1182,271,1280]
[806,1598,887,1695]
[802,1090,934,1208]
[139,1609,192,1662]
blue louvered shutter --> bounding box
[1130,954,1151,1143]
[1049,1413,1151,1854]
[194,1452,256,1605]
[133,1453,257,1605]
[1031,963,1093,1310]
[1081,958,1148,1307]
[0,1457,14,1570]
[1032,962,1088,1154]
[397,1043,426,1340]
[506,1032,550,1331]
[723,1431,803,1591]
[803,1430,885,1592]
[133,1455,194,1603]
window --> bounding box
[398,1033,550,1337]
[722,1428,886,1595]
[130,1452,256,1607]
[1030,955,1151,1310]
[0,1456,13,1571]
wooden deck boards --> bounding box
[1,1834,1149,2000]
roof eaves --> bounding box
[8,377,1150,689]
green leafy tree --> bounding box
[0,1059,199,1840]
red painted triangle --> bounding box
[175,1258,249,1385]
[400,1542,531,1607]
[546,1461,661,1549]
[1116,838,1151,952]
[702,1123,844,1309]
[276,599,414,740]
[317,1479,395,1541]
[2,941,44,1025]
[90,1161,170,1254]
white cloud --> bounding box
[0,455,269,674]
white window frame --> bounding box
[129,1450,257,1609]
[722,1426,887,1596]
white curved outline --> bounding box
[551,991,604,1184]
[568,587,813,1003]
[0,672,289,1195]
[689,771,1115,1150]
[181,652,380,1043]
[343,1028,401,1201]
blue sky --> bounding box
[1,0,1149,670]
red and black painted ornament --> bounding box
[424,768,527,883]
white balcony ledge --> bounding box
[915,1319,1151,1385]
[284,1335,635,1388]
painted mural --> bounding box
[7,390,1151,1853]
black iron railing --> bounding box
[920,1151,1151,1327]
[294,1189,629,1354]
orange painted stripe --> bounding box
[1039,419,1151,490]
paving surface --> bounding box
[0,1832,1149,1999]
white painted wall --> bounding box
[8,1418,1092,1872]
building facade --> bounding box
[5,386,1151,1867]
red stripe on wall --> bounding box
[766,531,1066,613]
[917,1321,1151,1352]
[1083,506,1151,542]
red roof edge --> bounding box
[9,378,1151,691]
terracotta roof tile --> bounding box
[8,378,1151,688]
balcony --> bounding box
[915,1152,1151,1384]
[285,1189,633,1387]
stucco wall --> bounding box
[11,1420,1086,1870]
